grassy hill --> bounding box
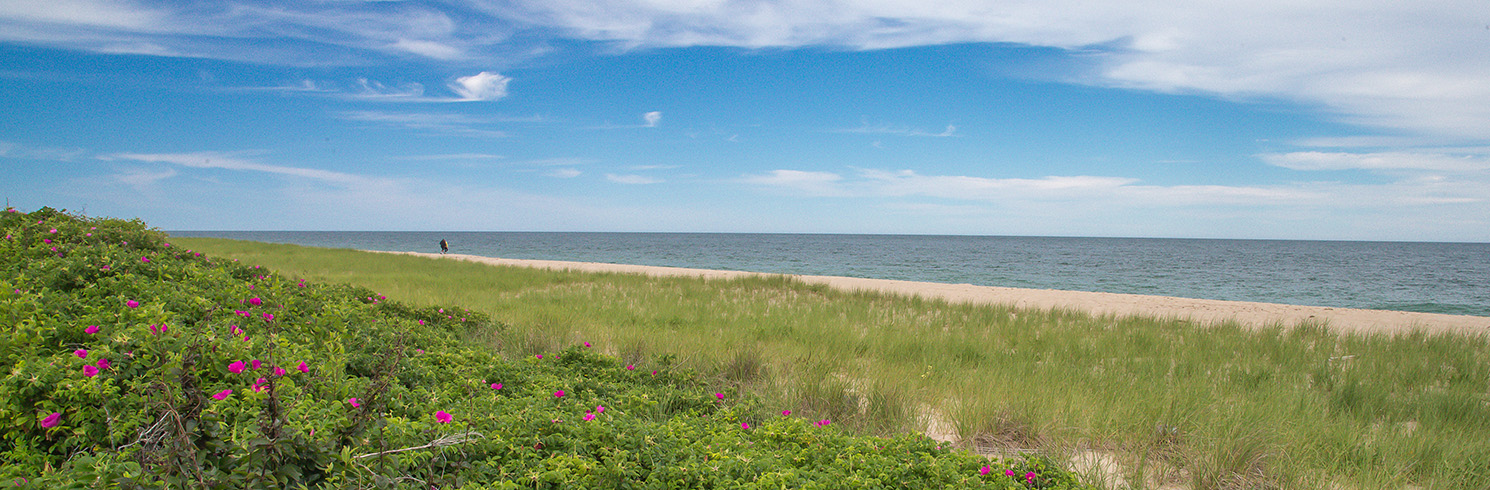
[0,207,1083,488]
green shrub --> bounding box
[0,207,1089,488]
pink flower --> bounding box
[595,405,605,413]
[817,419,832,427]
[230,325,242,335]
[491,383,502,390]
[554,390,565,398]
[236,310,249,317]
[536,354,542,359]
[715,393,724,400]
[348,398,361,408]
[436,411,452,424]
[417,319,424,326]
[980,466,991,476]
[1006,469,1015,477]
[74,349,87,358]
[297,281,305,287]
[95,358,110,370]
[248,297,262,306]
[212,389,232,401]
[583,413,596,421]
[1026,472,1036,484]
[84,325,99,334]
[40,412,60,428]
[140,257,149,263]
[297,361,308,373]
[251,360,261,370]
[584,341,591,347]
[228,361,246,373]
[782,410,791,416]
[274,366,287,376]
[83,365,98,377]
[101,265,110,271]
[741,422,750,430]
[626,365,635,370]
[262,313,273,321]
[126,300,139,308]
[43,239,52,244]
[652,370,657,375]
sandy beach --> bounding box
[392,251,1490,338]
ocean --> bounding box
[167,231,1490,317]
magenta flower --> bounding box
[436,411,453,424]
[141,257,150,263]
[715,393,724,400]
[652,370,658,375]
[262,313,274,321]
[126,300,139,308]
[40,412,60,428]
[85,325,99,334]
[535,354,542,359]
[297,281,305,287]
[101,265,110,271]
[236,310,249,317]
[83,365,98,377]
[348,398,361,408]
[980,466,990,476]
[43,239,51,244]
[228,361,246,373]
[741,422,750,429]
[583,413,596,421]
[74,349,87,358]
[817,419,832,427]
[274,366,287,376]
[554,390,566,398]
[1026,472,1036,483]
[297,361,308,373]
[584,341,591,347]
[212,389,232,401]
[248,297,262,306]
[491,383,502,390]
[251,360,261,370]
[95,358,110,370]
[49,228,57,234]
[1005,469,1015,477]
[782,410,791,416]
[417,319,424,326]
[626,365,635,370]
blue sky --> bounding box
[2,1,1488,241]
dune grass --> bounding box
[173,237,1490,489]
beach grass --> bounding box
[173,237,1490,489]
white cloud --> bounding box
[739,169,847,196]
[495,0,1490,140]
[547,168,582,178]
[1260,151,1490,173]
[606,173,662,184]
[103,152,377,187]
[643,111,661,127]
[390,38,464,60]
[337,110,508,137]
[449,71,511,101]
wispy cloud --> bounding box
[394,153,506,161]
[102,152,378,187]
[337,110,508,137]
[643,111,661,127]
[606,173,662,184]
[495,0,1490,141]
[1260,151,1490,173]
[546,168,582,178]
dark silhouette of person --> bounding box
[440,239,449,254]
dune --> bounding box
[390,251,1490,337]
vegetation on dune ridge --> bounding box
[0,206,1086,488]
[172,233,1490,490]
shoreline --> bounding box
[389,251,1490,337]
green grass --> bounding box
[174,237,1490,489]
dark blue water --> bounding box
[167,231,1490,317]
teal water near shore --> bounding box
[168,231,1490,317]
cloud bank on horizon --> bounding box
[1,0,1488,240]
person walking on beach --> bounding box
[440,238,449,254]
